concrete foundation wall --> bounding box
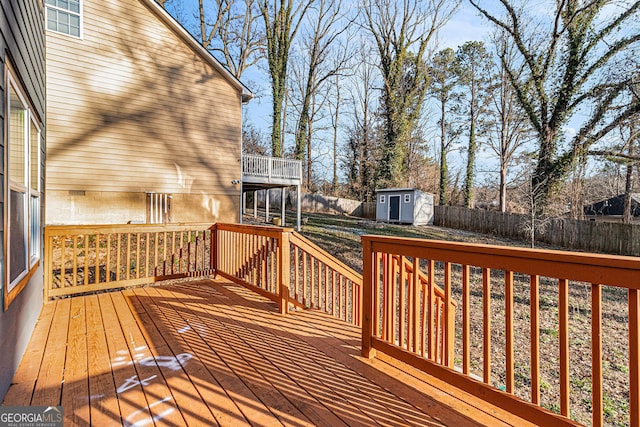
[47,191,238,225]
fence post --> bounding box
[361,236,376,359]
[278,229,291,315]
[211,224,218,277]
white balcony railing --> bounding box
[242,154,302,182]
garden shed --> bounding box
[375,188,434,225]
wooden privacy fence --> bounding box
[44,224,214,299]
[361,235,640,427]
[213,223,363,324]
[435,205,640,256]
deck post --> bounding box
[240,184,244,224]
[278,230,291,315]
[211,224,218,277]
[265,189,270,222]
[253,191,258,218]
[281,187,286,227]
[296,184,301,232]
[361,236,376,359]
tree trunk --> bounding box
[623,137,636,224]
[271,82,284,156]
[439,100,448,205]
[464,114,476,208]
[500,160,507,212]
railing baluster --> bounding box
[483,267,491,384]
[444,261,452,367]
[374,252,380,337]
[559,278,570,417]
[294,245,299,301]
[94,234,100,285]
[427,259,435,360]
[311,255,316,308]
[302,250,308,306]
[400,257,406,349]
[412,257,420,354]
[324,263,329,312]
[630,288,640,427]
[136,233,141,279]
[84,234,89,285]
[126,233,131,280]
[505,270,514,393]
[531,274,540,404]
[386,254,394,343]
[462,264,470,375]
[592,283,603,427]
[105,234,111,283]
[72,235,78,287]
[116,233,122,282]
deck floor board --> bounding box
[4,277,531,426]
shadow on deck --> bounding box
[3,277,532,426]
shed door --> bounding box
[389,195,400,221]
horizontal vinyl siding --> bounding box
[0,0,46,117]
[0,0,45,401]
[46,0,242,195]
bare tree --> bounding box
[164,0,263,79]
[455,41,493,208]
[485,31,532,212]
[362,0,458,189]
[291,0,350,161]
[429,48,460,205]
[259,0,313,157]
[343,40,378,202]
[470,0,640,212]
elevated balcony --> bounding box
[3,223,639,426]
[241,154,302,190]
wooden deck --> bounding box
[3,278,533,426]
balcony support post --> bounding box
[297,184,301,232]
[253,191,258,218]
[240,184,244,224]
[265,189,270,222]
[281,187,286,227]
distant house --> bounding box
[375,189,435,225]
[583,194,640,222]
[0,0,46,400]
[44,0,252,225]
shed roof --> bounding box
[375,188,417,193]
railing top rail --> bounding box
[362,235,640,289]
[290,232,362,284]
[216,222,294,239]
[45,223,215,236]
[242,153,302,164]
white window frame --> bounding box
[6,69,42,296]
[45,0,82,38]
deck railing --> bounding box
[361,235,640,427]
[242,154,302,181]
[213,223,362,324]
[44,224,215,299]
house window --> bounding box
[404,194,411,203]
[45,0,81,37]
[379,195,385,204]
[7,75,42,295]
